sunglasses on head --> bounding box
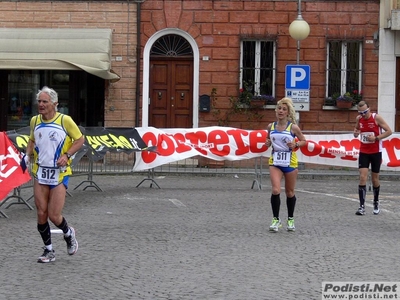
[358,108,369,115]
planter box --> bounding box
[335,101,353,109]
[250,99,266,108]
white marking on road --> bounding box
[120,195,186,208]
[296,188,392,214]
[168,199,186,207]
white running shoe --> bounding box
[355,206,365,215]
[38,247,56,263]
[64,227,78,255]
[373,202,380,215]
[287,217,296,232]
[269,217,282,232]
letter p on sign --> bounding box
[285,65,310,90]
[291,68,306,87]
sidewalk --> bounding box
[1,174,399,299]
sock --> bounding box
[45,244,53,251]
[358,185,366,207]
[286,195,297,218]
[56,217,71,236]
[373,185,380,203]
[38,222,51,247]
[270,194,281,219]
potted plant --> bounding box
[264,95,276,105]
[211,87,264,128]
[238,81,254,106]
[239,81,276,108]
[247,95,277,108]
[335,92,354,109]
[324,96,336,106]
[250,95,267,108]
[349,90,363,106]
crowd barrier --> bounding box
[71,152,267,189]
[0,169,34,218]
[0,155,101,218]
[0,152,265,218]
[3,130,400,218]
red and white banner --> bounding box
[0,132,31,201]
[134,127,400,171]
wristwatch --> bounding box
[66,152,72,159]
[375,136,379,141]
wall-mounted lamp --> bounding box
[288,0,310,64]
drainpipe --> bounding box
[134,0,143,127]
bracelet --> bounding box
[375,136,379,141]
[295,142,300,148]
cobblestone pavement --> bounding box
[1,173,399,300]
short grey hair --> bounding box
[36,86,58,104]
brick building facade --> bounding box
[0,0,380,133]
[140,0,380,131]
[0,0,138,130]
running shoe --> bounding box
[287,217,296,232]
[269,217,282,232]
[37,247,55,263]
[64,227,78,255]
[355,206,365,215]
[373,201,380,215]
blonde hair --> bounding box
[276,97,297,124]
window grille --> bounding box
[326,41,362,98]
[240,40,276,97]
[151,34,193,57]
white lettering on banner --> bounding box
[197,142,214,149]
[0,146,21,183]
[129,138,139,149]
[133,127,400,171]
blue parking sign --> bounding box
[285,65,310,90]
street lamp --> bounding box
[289,0,310,64]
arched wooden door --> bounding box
[148,34,193,128]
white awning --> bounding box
[0,28,120,81]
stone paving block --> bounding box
[1,174,399,299]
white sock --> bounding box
[45,244,53,251]
[64,228,71,237]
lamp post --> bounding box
[288,0,310,64]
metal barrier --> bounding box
[0,173,34,218]
[3,130,400,217]
[0,155,105,218]
[73,158,103,191]
[136,168,161,189]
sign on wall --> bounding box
[285,65,310,111]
